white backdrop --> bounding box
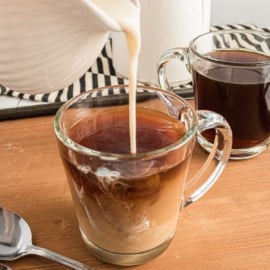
[211,0,270,28]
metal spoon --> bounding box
[0,207,95,270]
[0,263,12,270]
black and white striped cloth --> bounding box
[1,24,269,103]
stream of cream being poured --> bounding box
[91,0,141,154]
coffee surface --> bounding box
[71,107,185,154]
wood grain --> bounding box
[0,115,269,270]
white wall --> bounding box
[211,0,270,28]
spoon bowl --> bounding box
[0,207,94,270]
[0,208,32,260]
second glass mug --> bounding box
[158,29,270,160]
[54,85,232,266]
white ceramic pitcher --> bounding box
[0,0,139,94]
[112,0,211,86]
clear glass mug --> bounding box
[158,29,270,160]
[54,85,232,266]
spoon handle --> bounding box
[0,264,12,270]
[28,245,95,270]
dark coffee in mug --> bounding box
[193,50,270,149]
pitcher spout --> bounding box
[80,0,121,32]
[81,0,140,32]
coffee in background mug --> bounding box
[158,29,270,160]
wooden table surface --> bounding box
[0,115,270,270]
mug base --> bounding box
[80,230,174,266]
[197,134,270,160]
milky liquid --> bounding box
[61,107,190,254]
[91,0,141,153]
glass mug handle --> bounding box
[183,110,232,208]
[157,47,190,91]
